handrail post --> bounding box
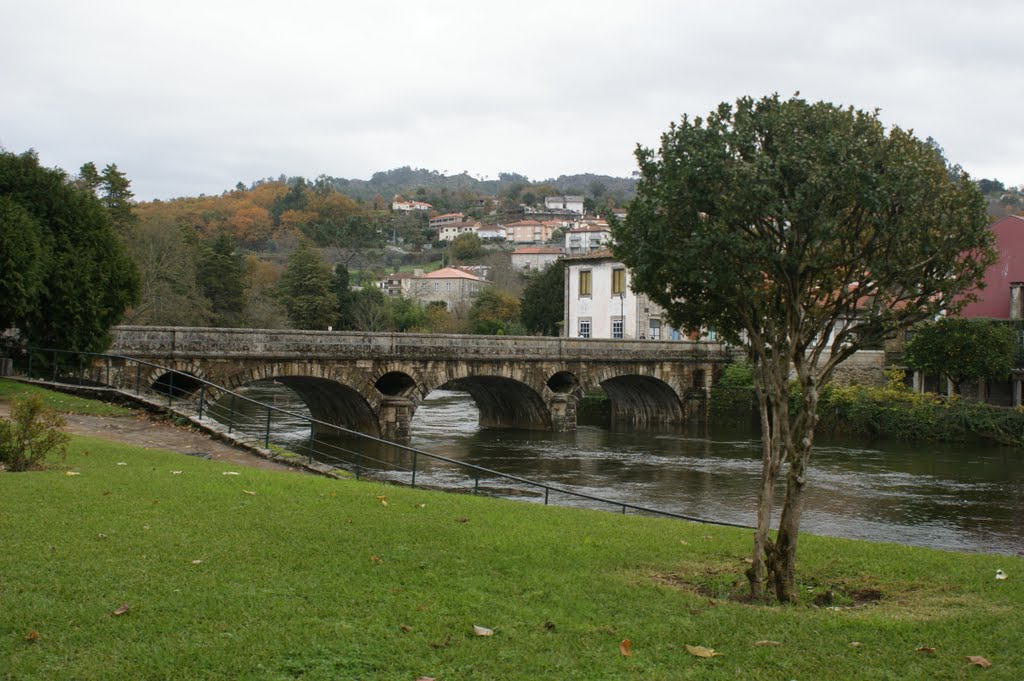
[135,363,141,395]
[264,407,271,448]
[198,385,206,419]
[411,450,417,487]
[78,356,84,385]
[105,357,110,387]
[228,394,236,434]
[544,488,549,505]
[168,371,174,407]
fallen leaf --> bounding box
[685,644,722,658]
[222,471,240,476]
[242,490,256,496]
[679,540,689,546]
[65,471,80,477]
[191,559,203,565]
[544,620,556,631]
[400,624,413,633]
[376,495,388,507]
[849,641,862,647]
[995,569,1007,580]
[619,639,632,657]
[417,503,426,508]
[111,603,131,616]
[754,640,783,646]
[472,625,494,637]
[966,656,992,668]
[97,533,108,539]
[25,630,40,643]
[455,517,470,523]
[916,646,937,654]
[142,525,150,530]
[171,470,183,475]
[117,462,128,466]
[370,555,384,564]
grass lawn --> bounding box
[0,379,134,417]
[1,435,1022,680]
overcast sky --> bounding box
[3,0,1022,201]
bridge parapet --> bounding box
[110,326,730,363]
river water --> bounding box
[215,382,1024,556]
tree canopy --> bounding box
[614,94,994,603]
[0,149,140,353]
[904,317,1016,393]
[520,260,565,336]
[276,241,336,330]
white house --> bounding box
[475,224,507,240]
[511,246,563,271]
[437,221,480,242]
[392,196,433,211]
[544,195,585,214]
[564,251,712,340]
[564,224,612,255]
[429,212,466,229]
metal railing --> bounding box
[8,346,751,529]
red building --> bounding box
[959,215,1024,319]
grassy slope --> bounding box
[0,379,133,417]
[1,435,1021,680]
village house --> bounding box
[428,212,466,229]
[511,246,564,271]
[437,221,481,242]
[506,219,556,244]
[564,223,612,255]
[381,267,486,310]
[563,251,714,341]
[475,224,507,241]
[391,195,433,211]
[544,195,585,214]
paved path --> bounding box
[0,401,305,474]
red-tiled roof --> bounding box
[423,267,484,281]
[513,247,563,255]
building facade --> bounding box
[511,246,563,271]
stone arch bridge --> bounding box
[108,326,730,440]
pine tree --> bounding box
[277,241,336,329]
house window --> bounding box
[446,281,452,291]
[433,282,440,292]
[579,319,591,338]
[649,319,661,339]
[612,318,623,339]
[611,268,626,295]
[579,270,592,297]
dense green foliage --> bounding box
[276,241,336,330]
[0,394,69,471]
[904,317,1016,393]
[195,232,247,326]
[614,94,995,602]
[469,288,522,335]
[819,371,1024,446]
[1,433,1021,679]
[519,260,566,336]
[0,150,140,352]
[448,232,484,261]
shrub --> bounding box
[0,394,70,471]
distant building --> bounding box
[544,195,585,214]
[511,246,564,272]
[506,219,556,244]
[475,224,507,240]
[381,267,486,310]
[563,251,713,341]
[564,224,612,255]
[429,212,466,229]
[437,221,480,242]
[958,215,1024,319]
[392,195,433,211]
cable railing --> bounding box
[7,346,752,529]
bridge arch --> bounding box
[587,365,690,427]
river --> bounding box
[214,381,1024,556]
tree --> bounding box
[0,197,47,330]
[0,150,140,353]
[332,263,355,330]
[520,260,565,336]
[99,163,138,235]
[449,232,483,262]
[469,287,522,335]
[904,318,1015,394]
[196,231,246,326]
[613,94,994,603]
[276,241,336,329]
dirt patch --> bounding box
[649,568,885,608]
[0,401,305,474]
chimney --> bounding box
[1010,282,1024,320]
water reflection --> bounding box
[213,381,1024,556]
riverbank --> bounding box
[1,421,1022,677]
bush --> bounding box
[0,394,70,471]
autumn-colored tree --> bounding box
[468,287,522,335]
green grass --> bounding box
[0,379,134,417]
[1,436,1022,680]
